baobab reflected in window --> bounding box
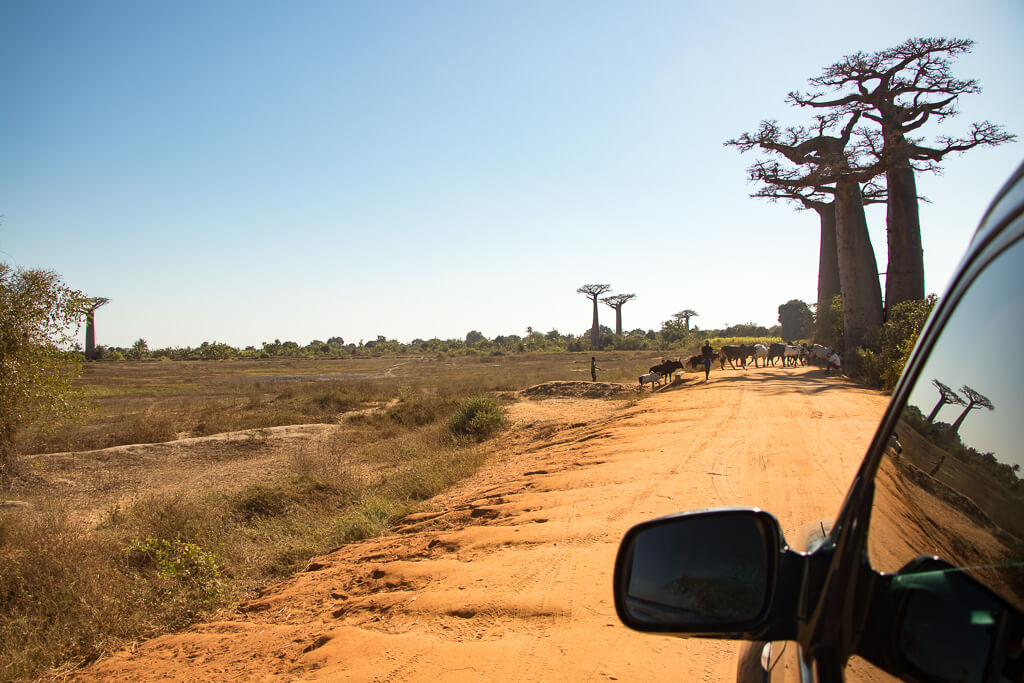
[867,235,1024,614]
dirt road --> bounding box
[74,366,891,682]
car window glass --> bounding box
[866,234,1024,613]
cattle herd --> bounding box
[637,342,834,391]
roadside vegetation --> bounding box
[2,262,936,681]
[0,389,507,681]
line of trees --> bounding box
[90,316,796,362]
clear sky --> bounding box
[2,0,1021,349]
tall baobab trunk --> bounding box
[813,201,841,307]
[602,294,636,338]
[577,285,611,350]
[884,142,926,314]
[834,178,883,354]
[85,310,97,360]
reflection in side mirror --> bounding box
[890,556,1023,683]
[614,509,780,635]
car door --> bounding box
[839,199,1024,682]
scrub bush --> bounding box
[447,396,506,440]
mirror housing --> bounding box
[613,508,803,640]
[868,556,1024,683]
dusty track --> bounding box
[72,366,891,682]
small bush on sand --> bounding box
[124,537,225,605]
[446,396,506,440]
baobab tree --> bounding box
[577,284,611,350]
[728,113,885,352]
[789,37,1016,313]
[673,309,698,333]
[926,378,966,422]
[81,297,110,361]
[949,385,994,436]
[745,162,887,310]
[601,293,636,336]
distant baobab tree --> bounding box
[949,385,994,436]
[577,284,611,350]
[674,309,699,333]
[601,293,636,335]
[926,379,966,423]
[81,297,110,361]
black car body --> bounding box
[613,161,1024,682]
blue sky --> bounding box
[2,1,1021,349]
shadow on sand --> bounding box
[652,366,865,397]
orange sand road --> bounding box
[73,366,891,682]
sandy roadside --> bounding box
[69,365,891,682]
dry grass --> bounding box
[18,353,665,455]
[0,352,652,681]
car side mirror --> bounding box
[613,508,797,639]
[880,556,1024,683]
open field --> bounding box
[1,352,662,680]
[20,352,673,456]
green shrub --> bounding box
[814,294,844,350]
[124,537,224,604]
[855,296,938,389]
[447,396,506,440]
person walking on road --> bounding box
[701,341,715,382]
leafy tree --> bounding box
[130,338,149,360]
[659,316,690,344]
[465,330,485,345]
[1,264,86,479]
[814,294,844,350]
[778,300,814,341]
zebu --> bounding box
[808,344,831,366]
[784,344,808,366]
[751,343,769,368]
[638,371,662,391]
[650,359,683,382]
[718,344,754,370]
